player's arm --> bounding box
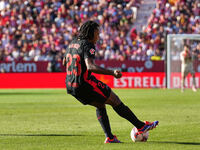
[180,51,187,61]
[85,57,122,78]
[180,52,184,61]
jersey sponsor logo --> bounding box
[90,48,95,55]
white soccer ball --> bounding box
[130,127,149,142]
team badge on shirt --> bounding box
[90,48,95,55]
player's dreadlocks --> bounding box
[78,21,99,40]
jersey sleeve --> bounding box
[83,43,96,59]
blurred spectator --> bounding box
[146,45,155,60]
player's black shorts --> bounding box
[67,76,111,105]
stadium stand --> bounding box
[134,0,200,61]
[0,0,140,63]
[0,0,199,64]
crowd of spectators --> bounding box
[129,0,200,61]
[0,0,140,67]
[0,0,199,66]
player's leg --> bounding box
[181,74,185,92]
[72,89,119,143]
[105,90,158,133]
[105,91,144,129]
[89,101,114,140]
[89,84,145,140]
[181,68,187,92]
[89,101,121,143]
[77,77,120,143]
[188,64,197,92]
[191,72,197,92]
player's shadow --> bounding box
[0,134,84,137]
[150,141,200,145]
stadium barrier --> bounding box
[0,72,199,89]
[1,60,200,74]
[0,60,164,73]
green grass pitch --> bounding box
[0,89,199,150]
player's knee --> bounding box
[105,91,121,107]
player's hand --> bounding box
[113,70,122,78]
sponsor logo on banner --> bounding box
[0,62,37,72]
[113,73,165,88]
[144,60,153,69]
[114,76,165,88]
[171,73,199,88]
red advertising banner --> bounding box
[0,73,66,88]
[0,72,200,89]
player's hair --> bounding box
[184,44,189,48]
[78,21,99,40]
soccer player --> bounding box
[63,21,159,143]
[180,45,197,92]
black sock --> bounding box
[113,103,145,129]
[96,108,114,139]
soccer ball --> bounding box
[130,127,149,142]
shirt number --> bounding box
[66,53,81,76]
